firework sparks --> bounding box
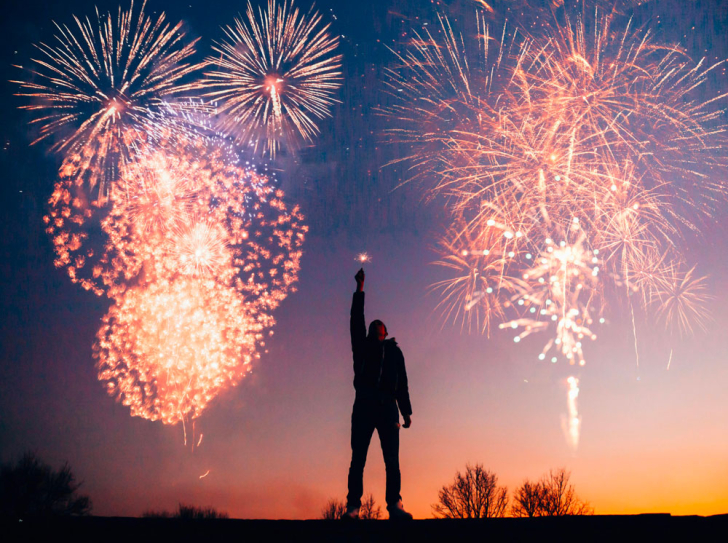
[93,139,305,423]
[431,214,525,335]
[356,252,371,264]
[45,129,307,425]
[500,230,600,366]
[95,277,257,425]
[45,132,307,302]
[13,0,202,201]
[202,0,342,156]
[653,265,712,336]
[385,7,726,363]
[17,2,319,434]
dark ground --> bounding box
[4,514,728,542]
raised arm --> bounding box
[350,268,366,372]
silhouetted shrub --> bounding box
[320,498,347,519]
[142,509,171,518]
[320,494,381,519]
[177,504,229,519]
[360,494,382,520]
[0,451,91,520]
[143,503,229,519]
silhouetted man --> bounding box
[342,268,413,520]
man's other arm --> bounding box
[396,351,413,427]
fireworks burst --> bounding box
[175,220,231,278]
[12,0,202,201]
[19,2,319,432]
[45,132,306,300]
[95,277,256,425]
[46,130,307,424]
[653,265,712,336]
[500,229,600,367]
[385,6,725,364]
[202,0,342,156]
[431,214,525,335]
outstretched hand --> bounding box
[403,414,412,429]
[355,268,365,292]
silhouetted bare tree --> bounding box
[511,468,594,517]
[320,494,381,519]
[511,480,544,518]
[142,503,228,519]
[0,451,91,520]
[432,464,508,518]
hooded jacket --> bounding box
[350,291,412,416]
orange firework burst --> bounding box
[385,7,725,362]
[95,276,257,425]
[45,132,307,303]
[12,0,202,201]
[175,221,231,278]
[202,0,342,156]
[45,131,307,424]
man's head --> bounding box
[368,320,388,342]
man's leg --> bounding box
[377,407,401,509]
[346,403,376,510]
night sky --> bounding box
[1,0,728,519]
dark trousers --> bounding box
[346,398,401,509]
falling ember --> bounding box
[562,376,581,451]
[202,0,342,156]
[199,470,211,479]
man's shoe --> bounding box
[387,501,413,520]
[340,506,359,520]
